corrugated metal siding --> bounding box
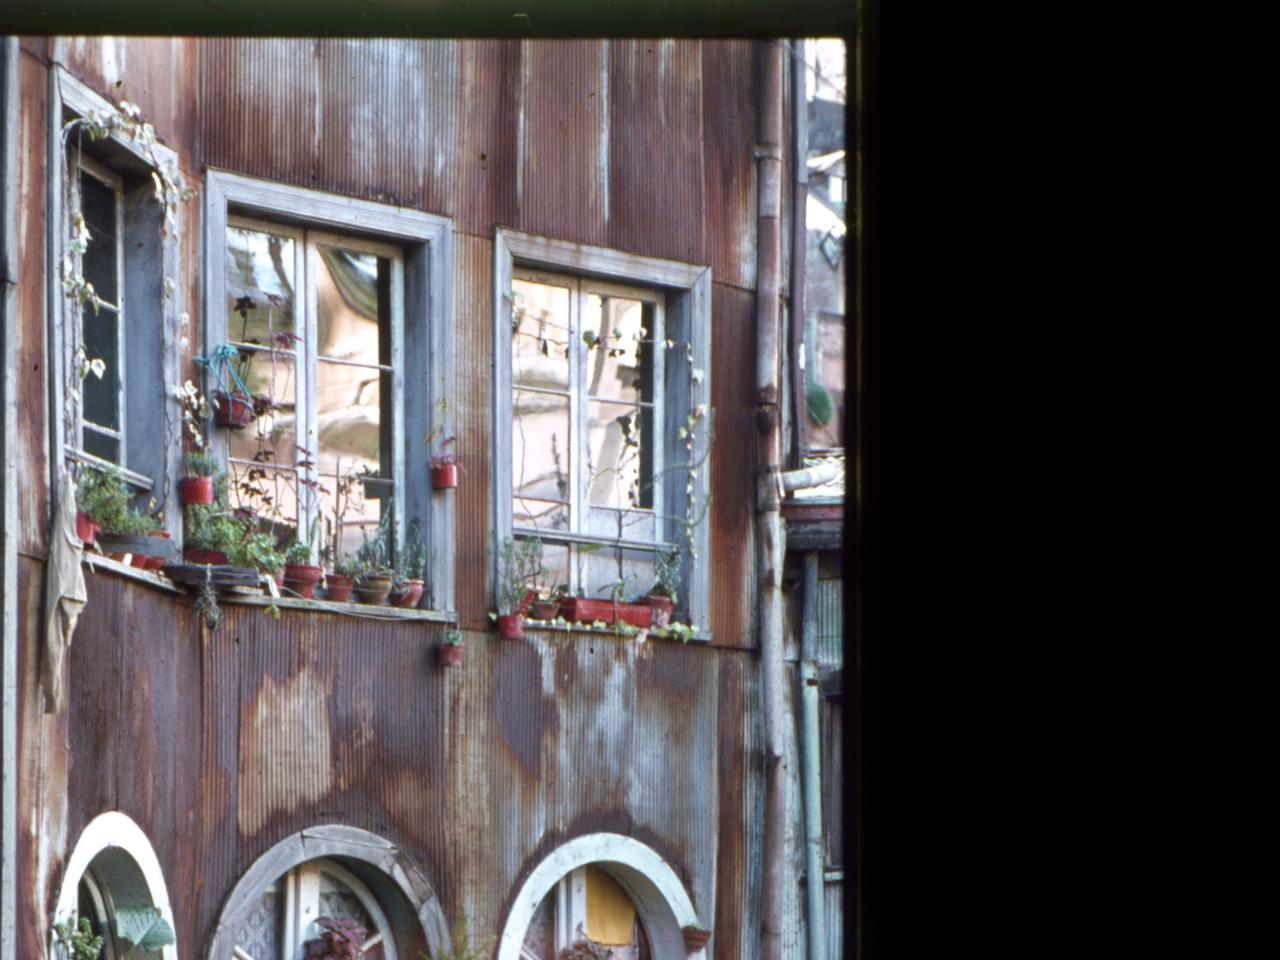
[713,652,762,960]
[816,576,843,666]
[605,39,707,267]
[824,878,844,960]
[709,282,756,648]
[515,40,610,248]
[454,233,494,628]
[17,50,48,557]
[701,40,757,292]
[455,40,522,237]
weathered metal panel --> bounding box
[515,40,610,249]
[824,878,844,959]
[701,40,757,292]
[455,233,495,629]
[605,39,707,267]
[202,38,320,188]
[455,40,522,238]
[709,282,756,648]
[16,51,48,558]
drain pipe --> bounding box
[800,552,827,960]
[756,37,788,960]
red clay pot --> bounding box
[529,599,560,621]
[681,926,711,952]
[496,613,524,640]
[391,578,424,608]
[214,391,255,429]
[642,594,674,627]
[431,463,458,489]
[437,642,464,667]
[180,476,214,505]
[558,597,653,628]
[75,511,98,546]
[130,554,150,569]
[184,548,229,565]
[282,563,324,599]
[324,573,354,603]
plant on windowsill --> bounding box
[183,474,239,564]
[53,915,104,960]
[353,512,395,605]
[303,916,366,960]
[181,448,218,505]
[75,463,129,547]
[558,573,653,630]
[226,529,285,585]
[282,519,324,600]
[389,520,426,609]
[641,547,680,627]
[490,535,542,640]
[437,628,464,668]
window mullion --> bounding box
[113,181,126,471]
[301,236,319,559]
[390,254,406,558]
[569,279,586,593]
[652,300,665,543]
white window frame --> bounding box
[222,214,407,557]
[204,171,455,611]
[494,230,712,632]
[48,67,185,526]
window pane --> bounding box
[582,294,652,405]
[316,473,391,560]
[515,499,570,532]
[584,544,656,601]
[587,401,652,510]
[80,174,118,307]
[226,226,297,347]
[513,389,571,503]
[536,540,571,594]
[227,350,298,470]
[512,278,571,389]
[82,426,119,464]
[233,881,283,960]
[228,463,299,533]
[82,306,121,433]
[316,246,386,365]
[317,361,386,475]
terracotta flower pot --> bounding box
[681,926,711,952]
[431,463,458,489]
[180,475,215,505]
[529,599,559,621]
[391,578,425,608]
[558,596,653,628]
[496,613,524,640]
[437,642,464,667]
[214,391,255,429]
[282,563,324,599]
[75,511,99,546]
[325,573,354,603]
[354,574,394,605]
[184,548,229,565]
[642,594,674,627]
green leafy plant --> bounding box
[649,547,680,604]
[494,535,542,615]
[75,464,129,530]
[108,507,162,537]
[185,504,240,553]
[184,448,218,478]
[441,629,462,646]
[54,915,104,960]
[227,530,284,576]
[195,578,222,631]
[401,521,427,580]
[355,510,393,581]
[286,540,313,564]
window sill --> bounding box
[82,554,456,624]
[520,619,713,644]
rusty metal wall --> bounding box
[21,568,756,954]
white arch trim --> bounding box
[206,824,451,960]
[497,833,707,960]
[53,811,179,960]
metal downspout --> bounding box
[756,38,788,960]
[801,552,826,960]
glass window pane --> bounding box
[512,278,571,389]
[513,389,571,503]
[233,882,283,960]
[82,306,121,433]
[515,499,570,533]
[82,426,119,464]
[587,401,653,510]
[228,463,299,533]
[226,226,297,348]
[227,350,298,469]
[316,473,390,560]
[80,174,118,307]
[584,544,656,602]
[582,295,652,405]
[316,246,386,365]
[317,360,386,475]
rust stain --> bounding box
[492,640,544,777]
[237,665,335,837]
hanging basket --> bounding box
[214,391,255,429]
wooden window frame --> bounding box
[494,230,712,631]
[204,171,455,612]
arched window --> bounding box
[231,859,396,960]
[521,865,653,960]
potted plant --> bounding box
[96,499,164,566]
[303,916,366,959]
[528,587,562,622]
[437,629,464,667]
[493,536,542,640]
[282,526,324,599]
[213,388,255,429]
[181,449,217,505]
[430,436,460,489]
[642,548,680,627]
[75,463,129,547]
[353,516,394,605]
[390,521,426,608]
[227,529,284,584]
[184,498,239,564]
[558,578,654,629]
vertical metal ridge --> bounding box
[702,40,758,292]
[816,578,843,666]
